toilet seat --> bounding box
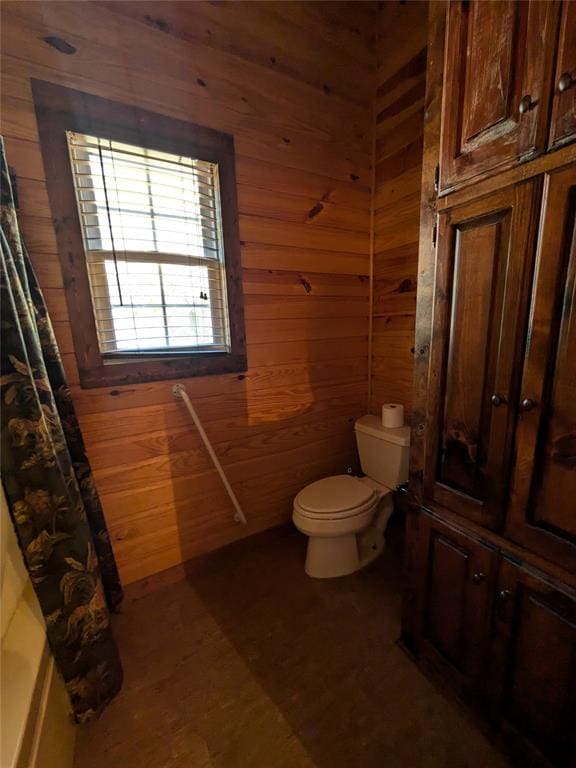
[294,474,379,520]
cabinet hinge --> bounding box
[434,164,440,193]
[432,222,437,248]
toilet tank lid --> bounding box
[354,415,410,446]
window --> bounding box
[67,133,230,356]
[33,81,246,388]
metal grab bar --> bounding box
[172,383,247,525]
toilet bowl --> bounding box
[292,415,410,578]
[293,474,394,578]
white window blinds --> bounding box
[66,132,231,356]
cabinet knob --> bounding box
[558,72,574,93]
[499,589,512,601]
[520,398,536,412]
[491,393,507,407]
[518,94,535,115]
[472,571,485,584]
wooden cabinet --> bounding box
[423,181,540,528]
[440,0,560,191]
[489,558,576,767]
[506,162,576,573]
[549,1,576,150]
[406,3,576,766]
[414,513,497,700]
[412,515,576,767]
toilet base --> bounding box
[358,525,386,567]
[304,528,387,578]
[305,533,360,578]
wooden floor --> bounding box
[74,521,509,768]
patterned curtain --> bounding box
[0,138,123,722]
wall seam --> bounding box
[367,6,379,415]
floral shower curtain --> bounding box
[0,138,123,722]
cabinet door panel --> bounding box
[425,181,541,527]
[440,213,509,498]
[549,1,576,150]
[440,0,559,191]
[506,162,576,572]
[489,559,576,767]
[426,534,469,662]
[415,512,497,699]
[460,1,515,143]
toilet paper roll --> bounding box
[382,403,404,429]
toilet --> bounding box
[292,415,410,578]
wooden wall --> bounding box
[370,1,428,419]
[1,1,376,584]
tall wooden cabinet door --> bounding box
[415,513,497,700]
[440,0,560,192]
[549,0,576,150]
[506,163,576,573]
[489,558,576,767]
[424,181,541,527]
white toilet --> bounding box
[292,415,410,578]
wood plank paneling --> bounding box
[1,0,374,584]
[2,0,430,585]
[370,2,428,420]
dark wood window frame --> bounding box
[32,79,246,388]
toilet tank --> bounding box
[354,415,410,488]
